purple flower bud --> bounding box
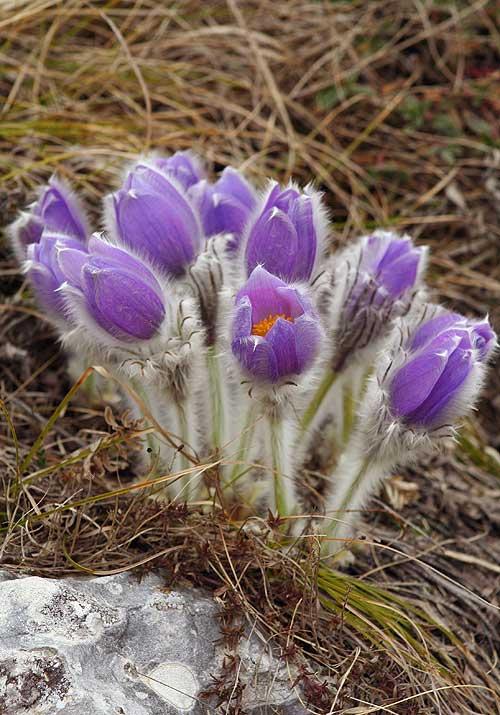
[231,266,322,383]
[244,181,327,282]
[333,231,427,371]
[25,231,86,320]
[188,168,257,249]
[151,151,205,190]
[107,162,202,277]
[9,176,88,261]
[58,236,166,343]
[389,310,496,429]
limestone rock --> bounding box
[0,571,307,714]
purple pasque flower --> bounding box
[107,161,202,277]
[58,235,166,344]
[188,167,257,249]
[9,175,89,260]
[151,150,205,190]
[389,310,496,429]
[25,231,86,321]
[244,180,327,283]
[332,231,427,371]
[231,266,322,383]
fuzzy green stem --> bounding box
[301,369,338,433]
[174,401,192,500]
[328,457,371,541]
[225,402,258,490]
[342,381,355,445]
[269,415,292,517]
[207,346,224,455]
[129,378,159,461]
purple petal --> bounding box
[294,314,322,373]
[372,236,411,270]
[265,317,299,376]
[275,286,311,319]
[378,249,420,298]
[274,187,301,213]
[152,151,205,190]
[13,213,44,255]
[410,312,464,351]
[261,181,282,212]
[237,267,293,324]
[215,167,256,210]
[406,334,474,426]
[57,247,88,288]
[471,319,497,361]
[87,236,162,293]
[37,176,88,240]
[287,195,316,280]
[232,297,253,341]
[114,190,197,275]
[390,349,449,417]
[82,265,165,342]
[245,208,298,279]
[231,336,278,382]
[191,181,250,239]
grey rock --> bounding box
[0,570,307,714]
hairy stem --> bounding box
[342,381,355,445]
[207,346,224,455]
[324,449,389,555]
[224,402,258,491]
[268,414,294,517]
[300,368,338,433]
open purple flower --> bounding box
[333,231,427,371]
[25,231,86,321]
[188,167,257,249]
[244,181,327,282]
[151,151,205,190]
[58,235,166,344]
[389,310,496,429]
[9,176,89,260]
[107,162,202,277]
[231,266,322,383]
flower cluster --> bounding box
[10,151,497,554]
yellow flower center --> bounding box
[252,312,293,337]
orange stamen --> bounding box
[252,312,293,337]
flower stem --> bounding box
[207,346,224,455]
[301,369,338,433]
[129,377,159,465]
[269,415,293,517]
[324,453,385,556]
[224,402,258,491]
[172,401,192,501]
[342,381,355,445]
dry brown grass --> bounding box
[1,1,499,712]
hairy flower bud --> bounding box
[389,311,496,430]
[151,150,205,190]
[189,168,257,249]
[231,266,322,383]
[106,161,202,277]
[244,181,328,282]
[58,235,167,345]
[331,231,427,371]
[9,175,89,261]
[355,306,497,462]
